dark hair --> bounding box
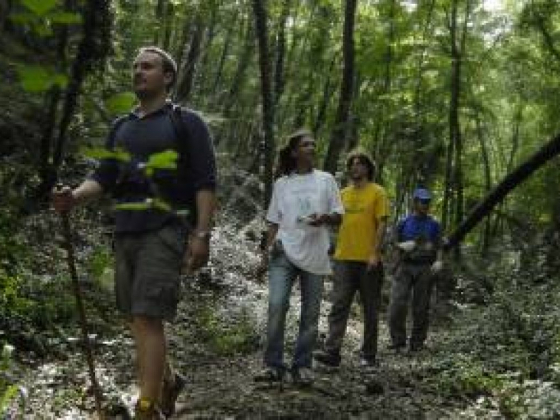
[137,46,177,91]
[346,147,376,181]
[274,128,313,178]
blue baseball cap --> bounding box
[413,188,432,201]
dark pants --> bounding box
[325,261,383,361]
[388,262,435,347]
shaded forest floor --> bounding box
[5,209,560,419]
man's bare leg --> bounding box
[131,316,166,404]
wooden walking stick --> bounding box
[56,186,105,419]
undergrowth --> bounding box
[424,247,560,419]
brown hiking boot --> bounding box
[134,399,165,420]
[160,372,186,417]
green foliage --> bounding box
[20,0,57,16]
[10,0,82,36]
[105,92,136,115]
[16,65,68,93]
[196,306,259,356]
[0,344,25,417]
[80,146,131,162]
[114,197,172,213]
[87,246,113,281]
[424,256,560,418]
[145,150,178,176]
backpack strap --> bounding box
[167,104,190,166]
[107,114,130,149]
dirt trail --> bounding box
[19,223,467,419]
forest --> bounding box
[2,0,560,418]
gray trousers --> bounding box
[325,261,383,361]
[388,262,435,347]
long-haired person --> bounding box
[255,129,344,385]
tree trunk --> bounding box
[162,1,175,51]
[175,13,205,103]
[313,56,337,135]
[214,20,255,147]
[0,0,10,33]
[473,107,493,253]
[252,0,275,208]
[153,0,167,45]
[274,0,291,108]
[323,0,357,174]
[445,131,560,250]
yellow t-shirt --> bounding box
[334,183,389,262]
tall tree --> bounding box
[175,11,205,103]
[323,0,357,174]
[442,0,472,233]
[252,0,275,207]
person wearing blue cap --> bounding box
[387,187,443,352]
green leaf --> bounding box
[21,0,58,16]
[105,92,136,115]
[16,66,67,92]
[8,12,36,24]
[114,198,172,213]
[114,202,151,211]
[145,150,178,176]
[48,11,82,24]
[80,147,131,162]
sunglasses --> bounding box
[418,198,431,205]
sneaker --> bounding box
[134,399,165,420]
[291,367,314,386]
[313,350,341,367]
[254,366,285,383]
[160,372,186,418]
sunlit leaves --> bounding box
[105,92,136,115]
[16,66,68,93]
[10,0,81,36]
[114,198,172,213]
[80,147,131,163]
[21,0,58,16]
[145,150,178,177]
[48,12,82,25]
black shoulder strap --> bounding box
[107,115,130,148]
[168,105,190,165]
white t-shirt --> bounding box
[266,169,344,275]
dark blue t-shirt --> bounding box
[91,103,216,233]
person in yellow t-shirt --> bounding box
[314,148,389,369]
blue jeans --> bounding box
[264,251,324,369]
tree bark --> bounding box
[274,0,291,108]
[0,0,10,33]
[153,0,167,45]
[445,131,560,250]
[252,0,275,208]
[175,13,205,103]
[323,0,357,174]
